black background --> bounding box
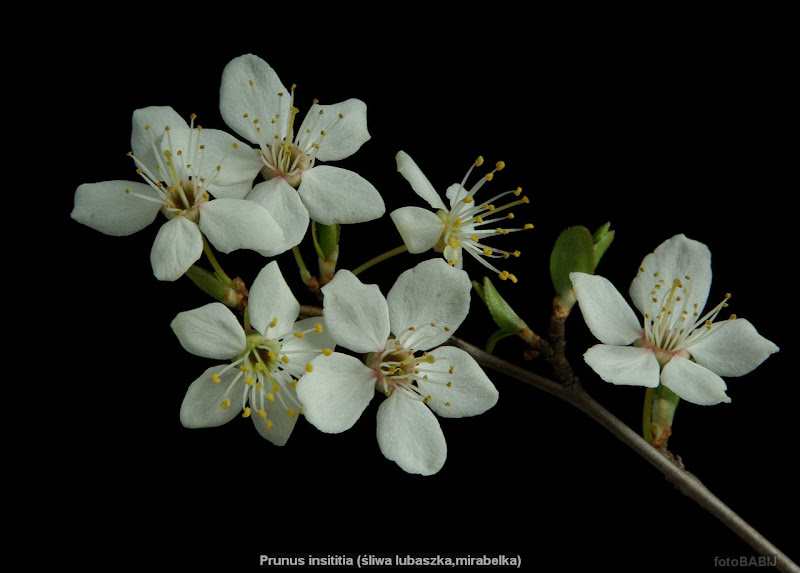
[43,10,795,572]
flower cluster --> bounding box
[72,53,779,477]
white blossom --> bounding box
[570,234,778,405]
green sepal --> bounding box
[592,222,615,270]
[481,276,526,334]
[471,280,486,303]
[550,226,596,296]
[486,329,516,353]
[185,265,240,308]
[312,221,341,261]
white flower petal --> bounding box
[72,181,162,236]
[247,261,300,338]
[300,99,370,162]
[170,302,246,359]
[198,198,283,254]
[150,216,204,281]
[219,54,289,144]
[390,207,445,254]
[419,346,498,418]
[387,259,471,350]
[445,183,465,207]
[571,272,643,346]
[160,125,262,199]
[661,355,731,405]
[296,352,377,434]
[321,270,390,354]
[688,318,779,377]
[376,392,447,476]
[131,106,187,175]
[180,365,245,428]
[583,344,661,388]
[297,166,385,225]
[251,398,299,447]
[247,179,310,257]
[280,317,337,379]
[395,151,447,210]
[629,234,712,317]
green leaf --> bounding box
[482,276,526,333]
[486,329,516,353]
[592,222,615,269]
[550,226,596,295]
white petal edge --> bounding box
[389,207,445,254]
[180,365,245,429]
[387,259,472,350]
[376,392,447,476]
[170,302,246,360]
[72,181,162,236]
[321,270,390,354]
[661,355,731,405]
[297,166,385,225]
[583,344,661,388]
[150,216,204,281]
[247,260,300,339]
[629,234,712,317]
[198,198,283,254]
[247,179,310,257]
[420,346,499,418]
[688,318,779,377]
[296,352,377,434]
[131,106,187,175]
[395,151,447,210]
[251,395,300,446]
[571,272,643,346]
[300,99,370,162]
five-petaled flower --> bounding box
[171,261,335,445]
[219,53,385,245]
[71,106,283,281]
[296,259,499,475]
[570,234,779,405]
[391,150,533,282]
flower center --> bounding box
[637,270,735,366]
[209,321,332,430]
[241,82,346,188]
[437,157,534,282]
[124,114,229,221]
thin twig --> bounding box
[448,336,799,573]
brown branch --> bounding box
[448,336,799,573]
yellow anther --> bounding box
[281,356,290,364]
[293,331,305,339]
[471,235,479,242]
[514,187,523,196]
[144,124,150,131]
[448,366,455,375]
[287,409,298,418]
[425,355,436,364]
[257,409,267,418]
[232,142,239,149]
[448,238,459,249]
[267,393,275,402]
[454,217,462,227]
[423,395,432,404]
[447,382,453,388]
[495,161,505,170]
[272,382,280,393]
[220,399,232,410]
[509,274,518,284]
[267,351,277,361]
[485,173,494,181]
[487,204,496,211]
[521,196,530,204]
[499,271,510,281]
[249,79,254,86]
[265,420,274,431]
[449,260,457,266]
[243,113,249,118]
[507,213,515,219]
[255,363,265,372]
[462,196,474,203]
[338,113,344,119]
[256,382,263,390]
[216,165,221,171]
[725,293,732,299]
[212,373,221,384]
[444,326,451,332]
[730,314,737,320]
[513,250,521,257]
[444,402,452,407]
[685,274,692,280]
[164,126,171,131]
[430,322,437,327]
[322,348,333,356]
[290,379,298,388]
[305,363,314,373]
[523,223,534,230]
[270,317,279,328]
[314,323,323,334]
[242,407,251,418]
[125,188,132,194]
[475,156,484,166]
[483,247,493,255]
[245,377,255,386]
